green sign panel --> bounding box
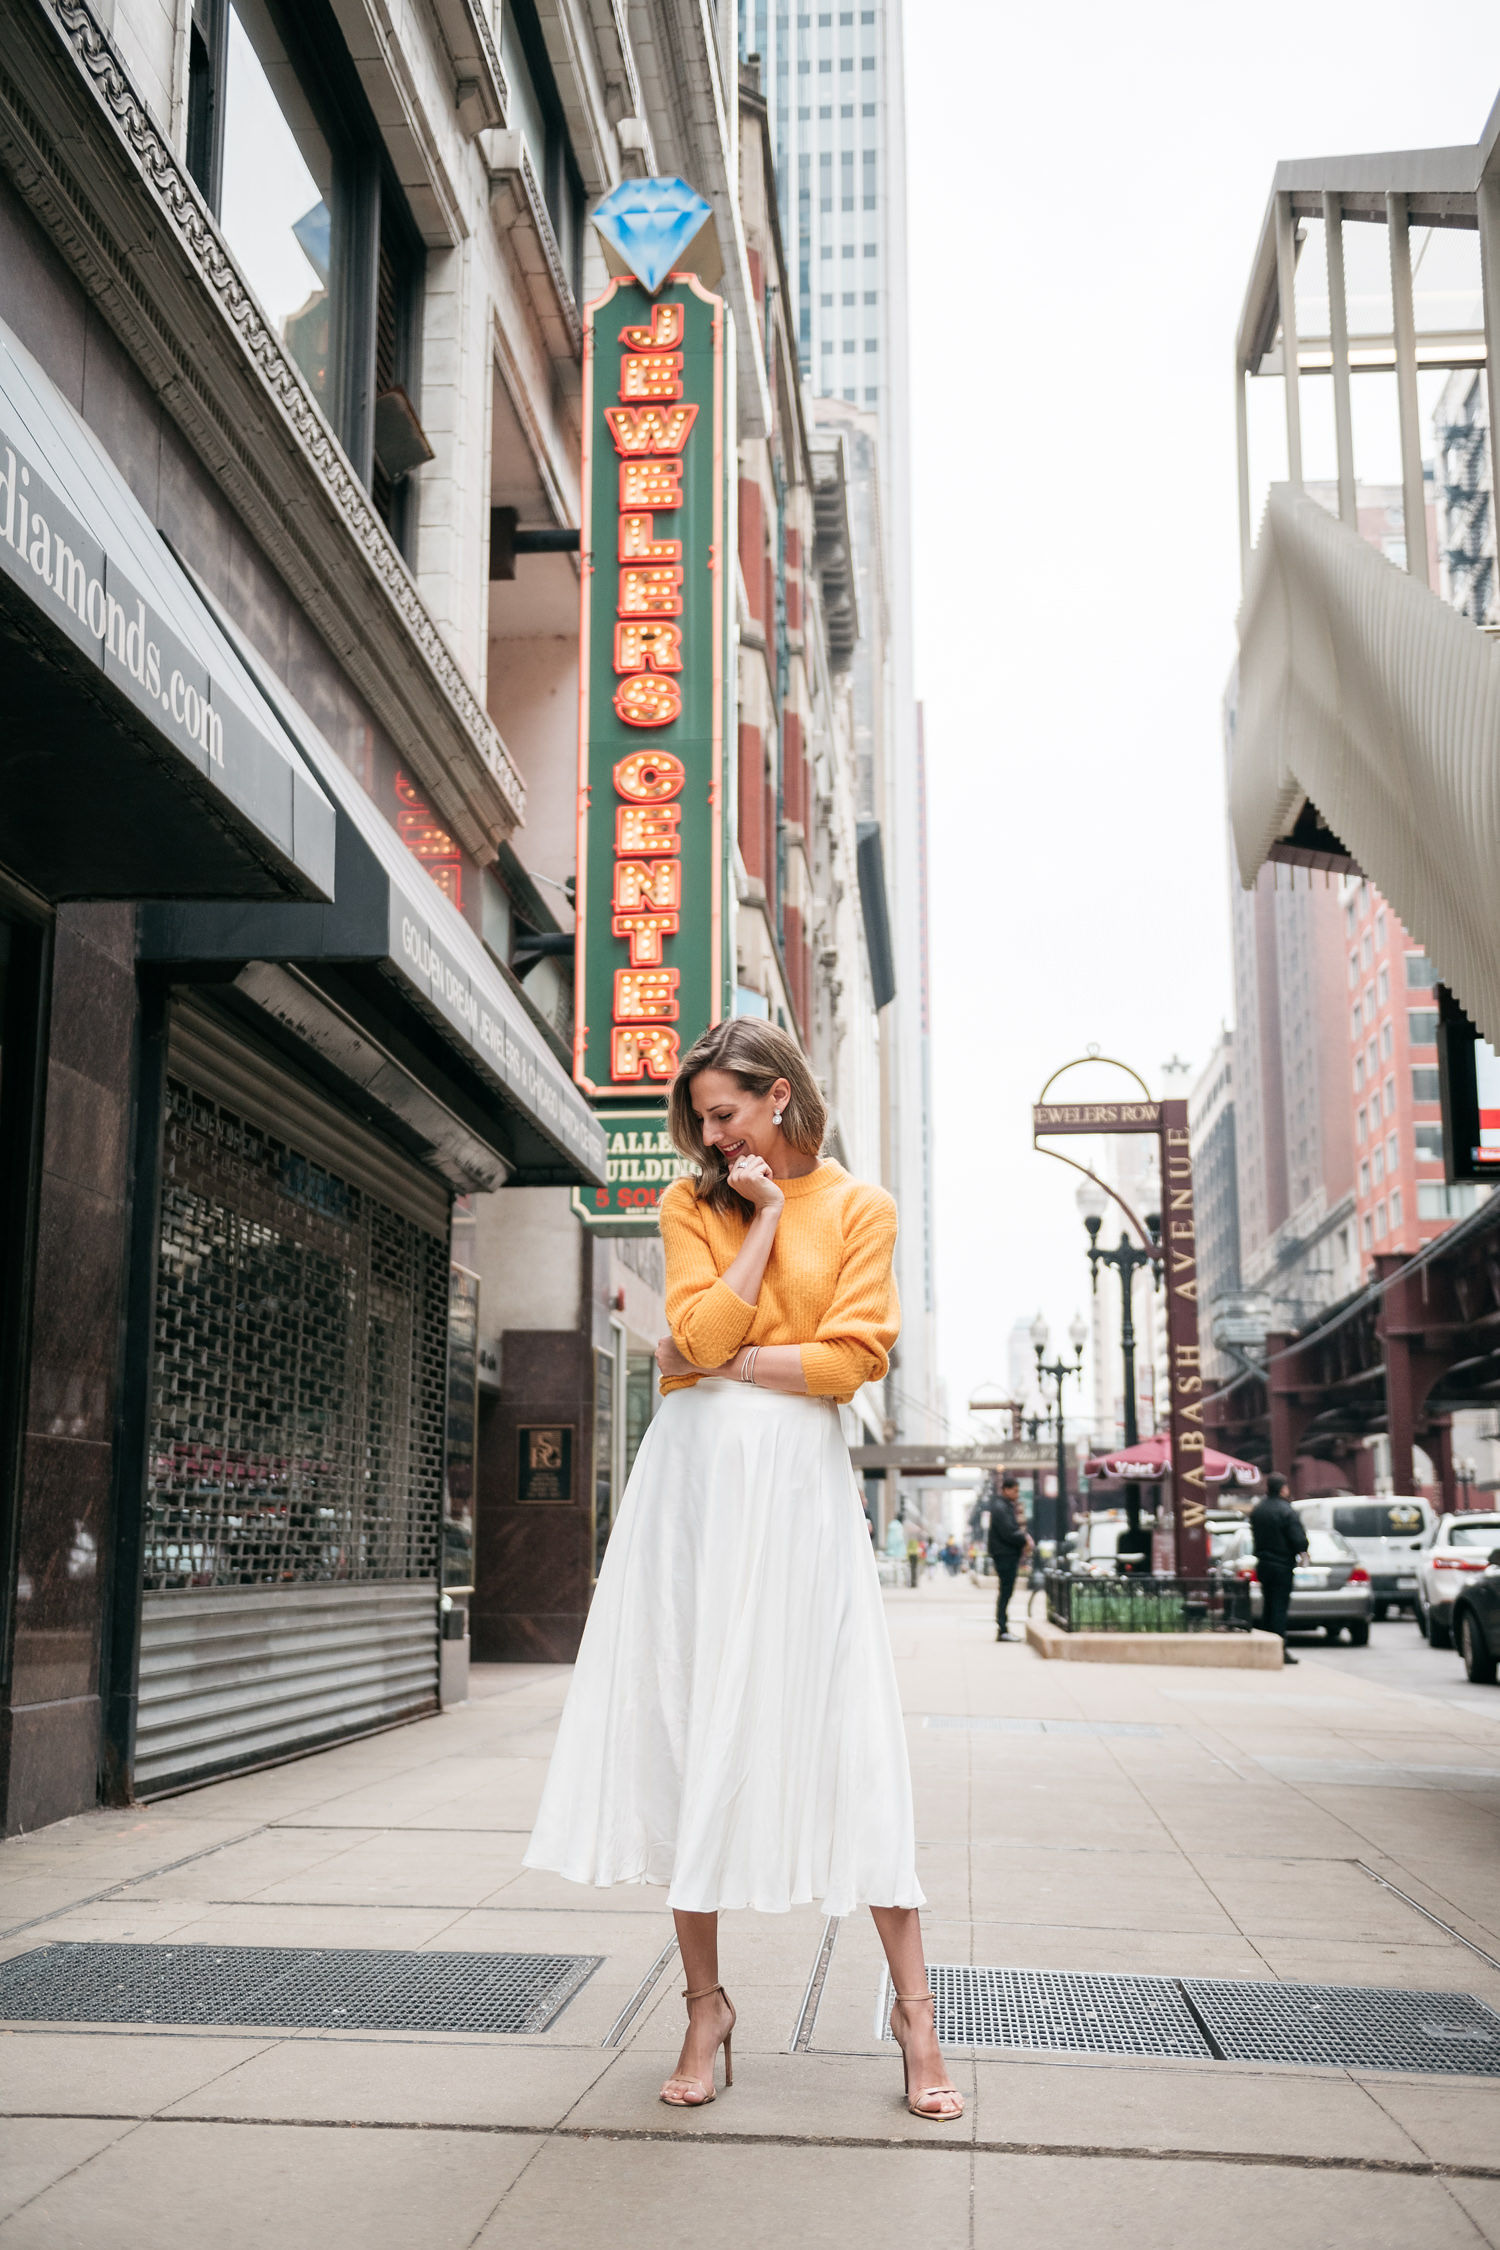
[570,1104,687,1234]
[573,274,734,1099]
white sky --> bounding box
[903,3,1500,1436]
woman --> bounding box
[524,1019,961,2121]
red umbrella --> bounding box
[1082,1434,1261,1488]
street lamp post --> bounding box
[1076,1182,1159,1450]
[1031,1311,1087,1552]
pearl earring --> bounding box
[772,1109,782,1127]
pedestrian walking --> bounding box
[986,1472,1032,1642]
[906,1526,924,1588]
[524,1019,961,2122]
[1249,1471,1308,1665]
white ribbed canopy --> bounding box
[1232,485,1500,1046]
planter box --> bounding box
[1025,1619,1284,1669]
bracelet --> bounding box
[741,1346,760,1386]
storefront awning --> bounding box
[141,583,607,1192]
[0,317,334,904]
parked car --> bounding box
[1453,1548,1500,1684]
[1296,1495,1433,1619]
[1064,1515,1157,1578]
[1414,1512,1500,1650]
[1217,1526,1374,1643]
[1206,1510,1251,1568]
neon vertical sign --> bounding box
[575,274,732,1097]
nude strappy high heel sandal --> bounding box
[890,1991,964,2121]
[659,1983,735,2107]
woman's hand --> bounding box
[656,1334,708,1382]
[728,1152,784,1212]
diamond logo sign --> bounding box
[591,177,713,294]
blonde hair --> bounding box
[668,1018,827,1214]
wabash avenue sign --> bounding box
[573,275,733,1106]
[1032,1096,1208,1575]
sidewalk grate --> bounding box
[882,1967,1500,2075]
[1183,1978,1500,2075]
[881,1967,1211,2059]
[0,1942,601,2035]
[922,1717,1164,1738]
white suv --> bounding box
[1414,1512,1500,1650]
[1296,1496,1432,1619]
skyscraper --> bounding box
[742,1,937,1434]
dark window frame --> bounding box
[185,0,426,551]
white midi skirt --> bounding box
[523,1380,924,1916]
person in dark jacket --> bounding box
[986,1474,1032,1643]
[1249,1473,1309,1664]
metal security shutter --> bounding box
[136,996,450,1794]
[135,1584,438,1793]
[167,997,450,1235]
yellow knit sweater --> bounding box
[659,1160,900,1403]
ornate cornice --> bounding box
[485,129,584,361]
[0,0,525,851]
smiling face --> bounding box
[688,1068,793,1169]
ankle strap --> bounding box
[682,1983,725,2001]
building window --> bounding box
[1412,1067,1441,1104]
[1375,910,1387,950]
[1374,1202,1387,1239]
[1372,1145,1384,1184]
[186,0,426,551]
[1359,1160,1370,1196]
[1408,1008,1438,1047]
[1370,1087,1381,1124]
[1390,1187,1403,1228]
[1362,932,1372,970]
[1378,965,1389,1006]
[1356,1106,1366,1142]
[1418,1181,1481,1220]
[1348,950,1358,988]
[1362,1213,1373,1249]
[1415,1122,1444,1163]
[1406,953,1436,989]
[1381,1022,1393,1060]
[1350,1006,1360,1042]
[1354,1055,1365,1091]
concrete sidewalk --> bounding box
[3,1574,1500,2249]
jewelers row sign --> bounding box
[574,274,734,1112]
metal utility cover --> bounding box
[1185,1978,1500,2075]
[885,1967,1213,2060]
[0,1943,601,2036]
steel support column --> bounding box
[1386,192,1431,587]
[1275,192,1303,489]
[1267,1331,1318,1479]
[1321,191,1357,528]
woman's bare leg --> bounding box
[662,1909,735,2103]
[869,1905,961,2116]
